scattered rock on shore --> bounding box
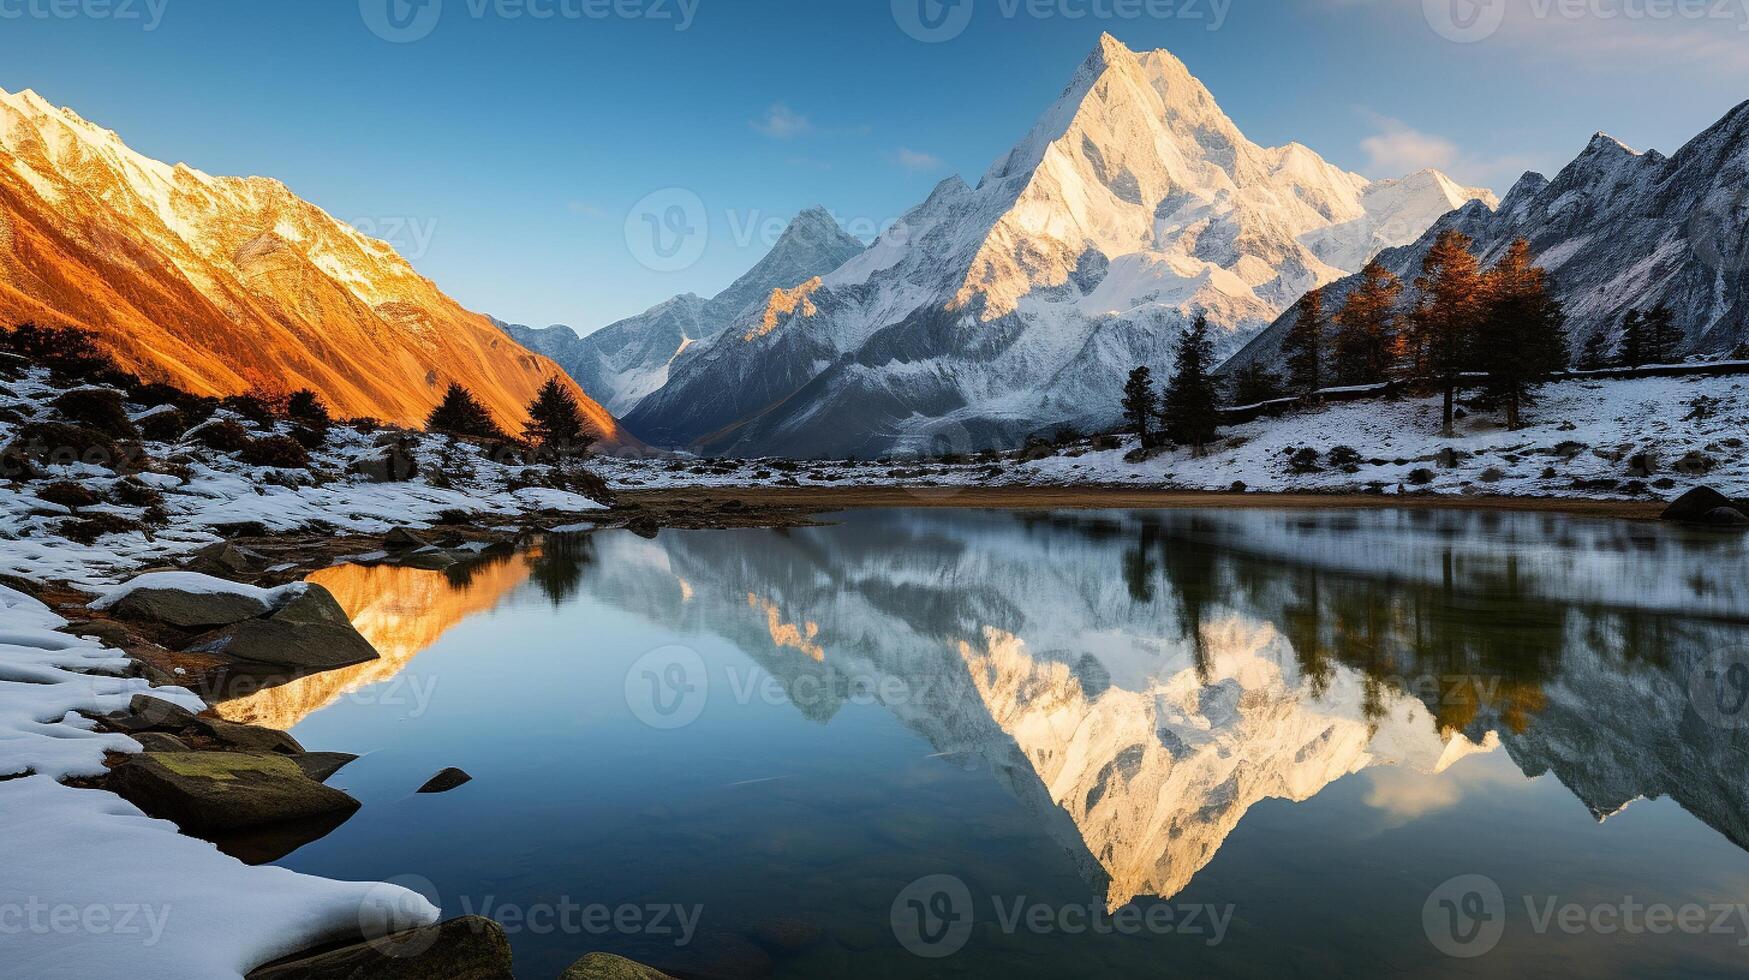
[418,768,472,794]
[290,752,359,783]
[106,751,360,835]
[1662,487,1748,526]
[94,574,277,628]
[247,916,513,980]
[561,952,677,979]
[182,584,379,670]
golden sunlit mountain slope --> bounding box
[0,87,625,443]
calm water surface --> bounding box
[230,508,1749,978]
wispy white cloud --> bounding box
[1361,115,1459,174]
[751,103,811,140]
[894,147,943,172]
[1357,110,1544,190]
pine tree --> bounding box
[1332,262,1404,386]
[286,389,332,430]
[1617,310,1646,368]
[1231,363,1284,407]
[425,383,507,440]
[1162,315,1220,455]
[1476,239,1568,430]
[1282,287,1325,394]
[1408,230,1488,435]
[1643,304,1681,365]
[1120,365,1160,447]
[524,378,594,455]
[1576,329,1613,371]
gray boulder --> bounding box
[103,583,272,629]
[290,752,359,783]
[106,752,360,834]
[186,618,378,671]
[1702,506,1749,528]
[350,447,419,483]
[417,768,472,794]
[1663,487,1739,524]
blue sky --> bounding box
[2,0,1746,331]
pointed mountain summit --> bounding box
[0,86,624,442]
[501,207,865,416]
[624,35,1493,457]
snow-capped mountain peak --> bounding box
[620,36,1492,457]
[501,206,865,416]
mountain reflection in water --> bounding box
[276,509,1749,913]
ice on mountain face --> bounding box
[625,35,1491,458]
[502,207,865,417]
[1228,100,1749,376]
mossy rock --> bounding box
[561,953,677,980]
[106,751,359,834]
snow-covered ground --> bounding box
[0,368,605,588]
[0,367,607,978]
[597,373,1749,501]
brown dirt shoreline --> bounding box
[619,485,1668,521]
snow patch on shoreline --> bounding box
[0,585,439,977]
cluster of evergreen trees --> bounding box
[1268,232,1568,432]
[424,378,595,456]
[1122,315,1222,456]
[1576,305,1681,370]
[1121,231,1582,449]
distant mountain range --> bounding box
[0,87,625,444]
[565,35,1494,457]
[1226,103,1749,378]
[498,207,866,416]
